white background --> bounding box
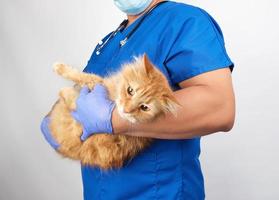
[1,0,278,199]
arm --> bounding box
[112,68,235,139]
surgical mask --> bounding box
[114,0,153,15]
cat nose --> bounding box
[123,108,132,113]
[123,106,135,113]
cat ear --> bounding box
[143,53,154,75]
[161,94,181,116]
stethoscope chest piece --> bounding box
[120,38,128,47]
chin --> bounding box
[125,116,137,124]
[120,111,137,124]
[116,104,137,124]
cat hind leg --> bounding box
[53,63,103,89]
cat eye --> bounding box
[140,104,150,111]
[127,86,134,96]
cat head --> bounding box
[115,54,180,123]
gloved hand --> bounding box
[71,84,115,141]
[40,116,60,150]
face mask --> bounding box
[114,0,153,15]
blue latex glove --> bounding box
[71,84,115,141]
[40,116,60,150]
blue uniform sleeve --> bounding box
[164,8,234,84]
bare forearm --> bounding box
[113,84,235,139]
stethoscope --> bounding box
[95,1,168,55]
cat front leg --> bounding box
[59,87,79,111]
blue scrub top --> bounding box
[82,1,233,200]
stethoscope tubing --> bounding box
[95,1,168,55]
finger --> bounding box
[71,111,81,123]
[40,117,50,136]
[40,117,60,149]
[93,84,107,94]
[79,86,90,97]
[81,128,89,141]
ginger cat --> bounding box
[47,54,179,170]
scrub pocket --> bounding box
[99,151,158,200]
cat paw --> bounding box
[53,62,67,75]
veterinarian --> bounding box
[41,0,235,199]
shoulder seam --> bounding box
[197,8,232,63]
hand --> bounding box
[40,116,60,149]
[71,84,115,141]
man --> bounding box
[41,0,235,199]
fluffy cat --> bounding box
[46,54,179,170]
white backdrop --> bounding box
[1,0,278,199]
